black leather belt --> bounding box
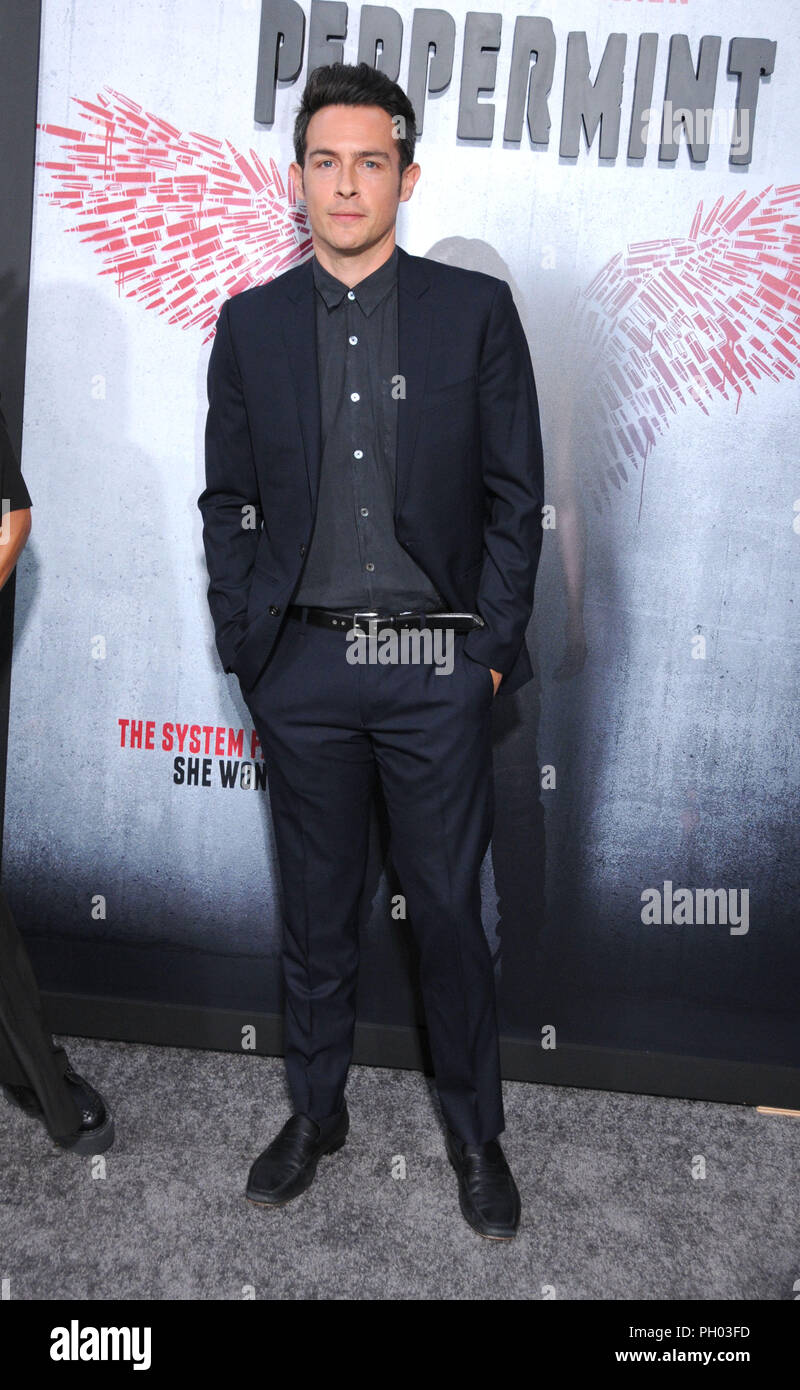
[288,605,485,634]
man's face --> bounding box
[290,103,419,260]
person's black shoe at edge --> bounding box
[2,1064,115,1155]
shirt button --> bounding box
[350,392,360,402]
[354,449,363,459]
[360,507,369,516]
[349,335,358,345]
[347,290,356,300]
[365,562,374,572]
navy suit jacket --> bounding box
[199,243,544,697]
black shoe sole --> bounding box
[53,1110,116,1156]
[245,1134,346,1207]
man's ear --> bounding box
[288,161,305,201]
[399,162,421,204]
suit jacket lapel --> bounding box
[279,243,434,518]
[280,256,320,510]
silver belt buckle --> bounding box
[352,610,380,635]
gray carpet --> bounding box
[0,1037,797,1300]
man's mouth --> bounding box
[329,212,364,219]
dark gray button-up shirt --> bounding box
[293,244,445,612]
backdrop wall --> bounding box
[3,0,798,1105]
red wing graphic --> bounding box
[571,185,800,516]
[36,87,312,340]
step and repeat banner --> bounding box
[3,0,798,1085]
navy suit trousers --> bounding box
[242,616,504,1144]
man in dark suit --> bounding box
[0,399,114,1153]
[198,62,544,1238]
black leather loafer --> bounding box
[2,1065,115,1155]
[246,1103,349,1206]
[445,1127,521,1239]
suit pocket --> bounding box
[463,648,495,703]
[240,619,305,701]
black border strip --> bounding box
[42,991,800,1110]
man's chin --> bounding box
[314,223,374,253]
[328,219,369,239]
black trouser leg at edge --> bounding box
[0,886,83,1138]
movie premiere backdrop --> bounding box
[3,0,798,1102]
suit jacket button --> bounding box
[299,544,306,556]
[269,605,280,615]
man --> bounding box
[198,62,544,1238]
[0,398,114,1154]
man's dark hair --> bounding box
[293,61,417,184]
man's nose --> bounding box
[335,167,359,196]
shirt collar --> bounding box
[312,244,398,315]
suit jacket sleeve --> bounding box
[463,278,544,676]
[0,398,32,511]
[198,298,262,675]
